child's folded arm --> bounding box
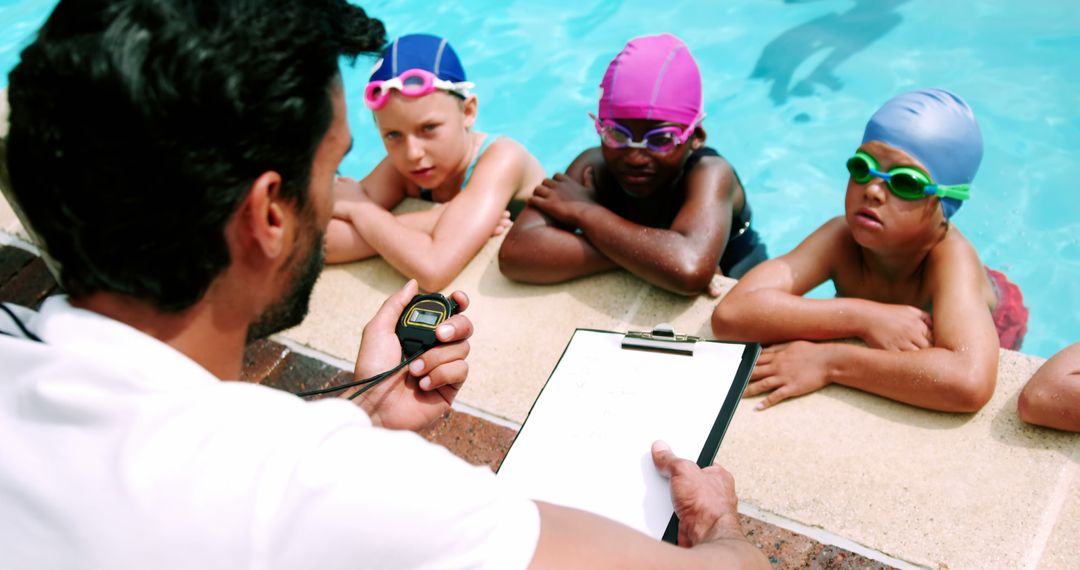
[395,207,445,235]
[568,161,738,295]
[352,159,411,210]
[822,342,996,412]
[574,205,725,295]
[715,288,905,345]
[1018,343,1080,431]
[816,241,1000,413]
[712,218,879,343]
[350,141,528,291]
[324,164,413,265]
[498,207,617,283]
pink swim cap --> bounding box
[598,34,703,126]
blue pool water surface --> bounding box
[2,0,1078,358]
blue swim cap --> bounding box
[369,34,468,83]
[862,89,983,219]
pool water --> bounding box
[2,0,1077,358]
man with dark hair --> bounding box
[0,1,767,568]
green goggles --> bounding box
[845,151,970,202]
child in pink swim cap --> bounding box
[499,34,767,295]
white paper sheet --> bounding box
[497,329,747,538]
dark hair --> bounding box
[6,0,385,310]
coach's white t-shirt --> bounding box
[0,297,539,569]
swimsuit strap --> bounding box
[461,135,498,188]
[687,146,752,238]
[417,135,498,200]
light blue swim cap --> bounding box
[862,88,983,219]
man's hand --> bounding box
[745,341,832,410]
[651,441,744,547]
[528,168,600,228]
[859,303,933,351]
[352,280,473,431]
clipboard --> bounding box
[496,324,759,543]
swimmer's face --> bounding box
[373,91,476,191]
[845,141,946,251]
[599,118,705,200]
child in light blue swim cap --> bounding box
[712,88,1027,413]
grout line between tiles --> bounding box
[450,400,522,431]
[1022,460,1076,570]
[271,334,356,371]
[737,501,926,570]
[0,231,39,255]
[616,281,651,326]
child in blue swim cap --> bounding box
[713,88,1028,413]
[325,34,545,292]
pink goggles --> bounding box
[589,112,703,154]
[364,68,475,110]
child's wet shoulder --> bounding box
[818,216,865,263]
[926,225,983,270]
[474,135,536,170]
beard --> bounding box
[245,227,325,343]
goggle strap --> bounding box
[929,184,971,201]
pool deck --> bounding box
[2,92,1077,569]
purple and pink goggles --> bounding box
[589,112,704,154]
[364,68,475,110]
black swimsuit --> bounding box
[603,147,768,279]
[683,147,768,278]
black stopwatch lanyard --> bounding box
[293,347,428,401]
[0,303,42,342]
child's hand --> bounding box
[333,175,362,198]
[707,270,732,298]
[861,304,933,351]
[333,175,373,205]
[491,210,512,236]
[528,168,600,228]
[745,341,831,410]
[330,176,374,221]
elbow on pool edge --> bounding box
[655,257,717,297]
[945,370,996,413]
[413,266,457,295]
[710,298,752,340]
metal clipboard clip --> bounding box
[621,323,700,356]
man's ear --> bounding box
[241,171,287,259]
[690,125,707,150]
[462,94,478,130]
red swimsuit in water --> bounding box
[985,267,1028,351]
